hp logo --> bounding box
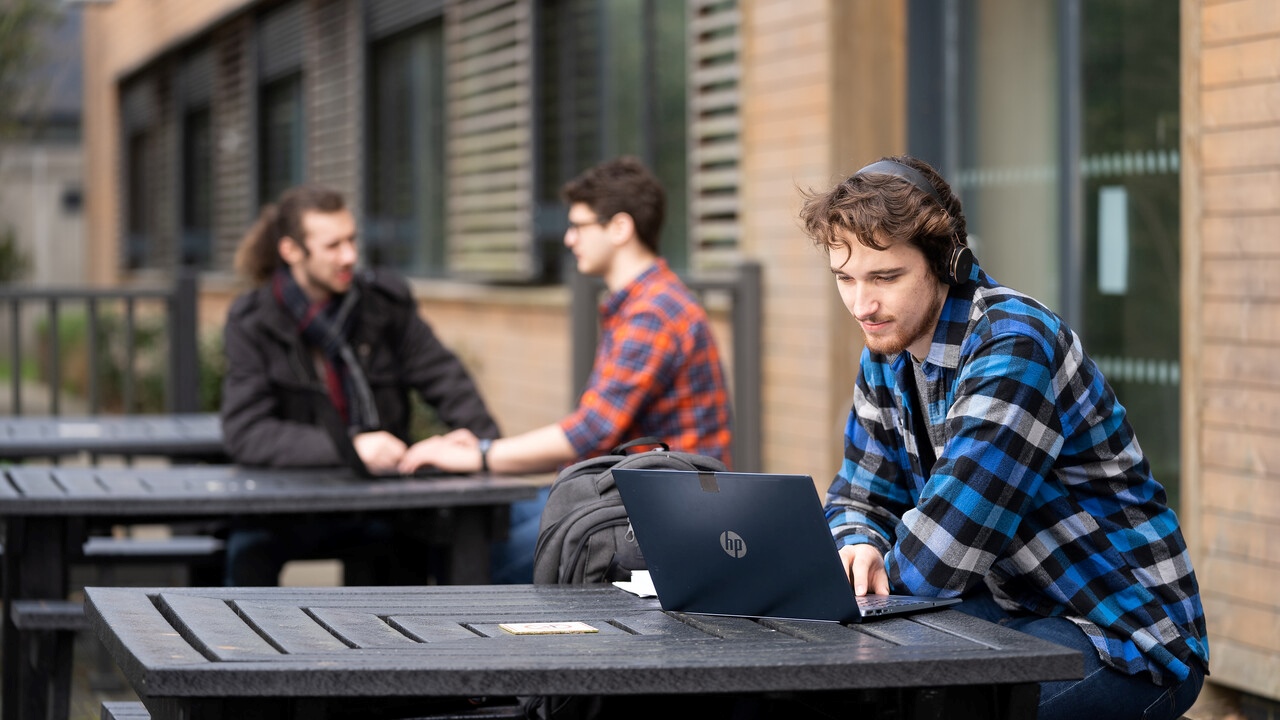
[719,530,747,558]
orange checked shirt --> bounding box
[559,259,733,466]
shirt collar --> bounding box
[897,264,988,373]
[601,258,666,317]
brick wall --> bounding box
[1184,0,1280,700]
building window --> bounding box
[535,0,689,278]
[367,21,446,276]
[909,0,1181,506]
[182,107,213,267]
[1078,0,1181,507]
[259,74,303,206]
[124,130,154,270]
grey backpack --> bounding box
[531,437,726,584]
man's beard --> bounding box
[302,267,351,299]
[863,289,945,358]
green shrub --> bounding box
[0,226,31,282]
[36,310,167,412]
[198,327,225,412]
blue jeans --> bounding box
[489,486,549,584]
[954,592,1205,720]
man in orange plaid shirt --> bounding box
[400,156,733,582]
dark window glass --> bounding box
[259,74,303,205]
[182,107,213,268]
[1079,0,1181,507]
[535,0,689,279]
[125,131,152,270]
[367,21,446,276]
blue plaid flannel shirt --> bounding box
[826,267,1209,684]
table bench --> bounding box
[9,600,89,720]
[86,584,1083,720]
[100,704,152,720]
[98,701,525,720]
[0,413,225,461]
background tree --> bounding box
[0,0,56,139]
[0,0,56,283]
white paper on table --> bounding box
[611,570,657,598]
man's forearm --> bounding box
[487,424,578,474]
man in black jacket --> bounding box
[220,184,500,585]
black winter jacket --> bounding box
[220,269,500,467]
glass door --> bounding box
[909,0,1182,506]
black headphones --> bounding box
[853,159,974,286]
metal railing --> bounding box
[569,261,762,472]
[0,271,200,415]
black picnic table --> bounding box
[85,584,1083,720]
[0,413,225,460]
[1,465,542,720]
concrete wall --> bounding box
[0,142,84,286]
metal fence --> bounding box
[0,272,200,415]
[569,261,762,472]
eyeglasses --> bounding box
[566,214,612,233]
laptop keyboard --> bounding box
[856,594,923,609]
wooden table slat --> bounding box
[0,475,19,500]
[309,608,425,648]
[652,612,810,641]
[81,587,208,671]
[387,616,498,643]
[852,614,994,650]
[157,594,283,660]
[232,602,354,654]
[597,611,736,640]
[755,615,898,647]
[7,467,62,497]
[52,471,109,498]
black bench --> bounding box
[98,700,526,719]
[81,534,226,585]
[10,600,87,720]
[100,702,151,720]
[3,533,227,586]
[3,536,224,720]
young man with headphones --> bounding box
[799,156,1208,720]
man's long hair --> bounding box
[234,185,347,285]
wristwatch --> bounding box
[478,438,493,473]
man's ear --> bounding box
[278,235,306,264]
[607,212,637,246]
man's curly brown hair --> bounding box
[798,155,970,283]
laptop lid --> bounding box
[612,468,959,623]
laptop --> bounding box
[612,468,960,623]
